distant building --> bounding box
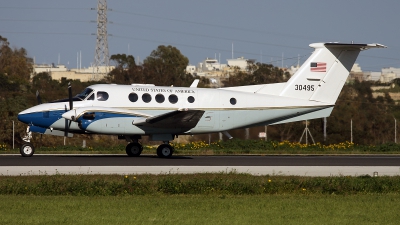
[34,63,68,74]
[376,67,400,83]
[380,72,396,83]
[32,64,114,82]
[200,58,225,72]
[348,63,383,82]
[382,67,400,78]
[351,63,362,73]
[226,57,255,71]
[287,64,300,77]
[186,65,196,74]
[363,71,381,81]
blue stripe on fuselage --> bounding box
[78,111,138,130]
[18,110,65,128]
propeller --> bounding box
[64,82,74,137]
[68,82,73,111]
[36,90,42,105]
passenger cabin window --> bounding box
[230,98,237,105]
[187,96,195,103]
[97,91,109,101]
[155,94,165,103]
[169,94,178,104]
[142,93,152,103]
[129,93,138,102]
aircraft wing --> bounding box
[63,107,205,130]
[132,109,205,129]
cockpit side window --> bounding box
[97,91,109,101]
[75,88,94,100]
[87,93,94,100]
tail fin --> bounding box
[279,43,386,104]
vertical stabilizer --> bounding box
[279,43,386,104]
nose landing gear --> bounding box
[20,126,34,157]
[20,143,35,157]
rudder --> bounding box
[279,43,386,104]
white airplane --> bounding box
[18,42,385,157]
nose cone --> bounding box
[18,108,36,124]
[18,112,29,124]
[17,103,64,127]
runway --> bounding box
[1,154,400,176]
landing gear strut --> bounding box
[20,126,34,157]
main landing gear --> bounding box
[156,142,174,158]
[125,138,174,158]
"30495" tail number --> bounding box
[295,84,314,91]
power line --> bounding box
[112,22,309,52]
[0,18,91,23]
[112,9,319,41]
[112,34,304,63]
[0,6,89,10]
[0,6,317,41]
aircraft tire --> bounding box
[20,143,35,157]
[125,143,143,157]
[156,144,173,158]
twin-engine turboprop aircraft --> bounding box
[18,42,385,157]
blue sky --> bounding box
[1,0,399,72]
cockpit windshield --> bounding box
[75,88,94,100]
[51,88,94,103]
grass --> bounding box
[0,194,399,225]
[1,174,400,196]
[1,174,399,224]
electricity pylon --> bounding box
[93,0,110,80]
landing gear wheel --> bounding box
[20,143,34,157]
[125,142,143,157]
[156,144,173,158]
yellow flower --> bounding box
[268,179,271,182]
[125,175,128,179]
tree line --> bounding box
[0,35,399,149]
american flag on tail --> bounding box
[310,62,326,72]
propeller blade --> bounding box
[64,105,69,137]
[68,82,73,110]
[36,90,42,105]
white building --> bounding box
[382,67,400,78]
[226,57,255,71]
[34,64,68,74]
[363,71,381,81]
[351,63,362,73]
[33,64,114,82]
[198,58,226,72]
[186,65,196,74]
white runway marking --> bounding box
[1,166,399,176]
